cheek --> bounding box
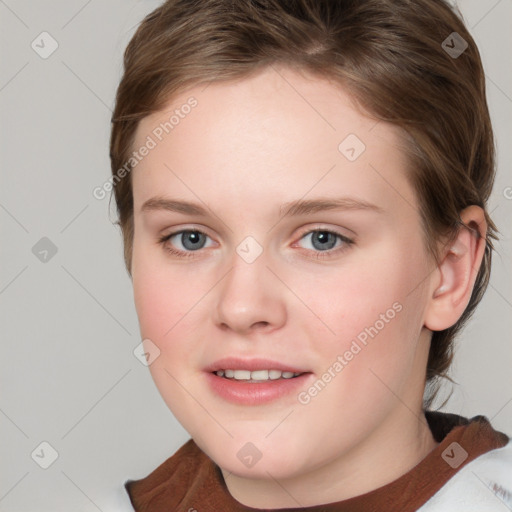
[133,268,171,340]
[132,248,198,358]
[132,259,207,428]
[301,259,411,336]
[301,242,429,378]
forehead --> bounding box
[131,66,416,217]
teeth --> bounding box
[269,369,282,380]
[233,370,251,380]
[251,370,269,380]
[214,369,303,381]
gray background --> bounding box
[1,1,511,510]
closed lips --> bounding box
[215,369,303,380]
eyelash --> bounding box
[158,227,354,260]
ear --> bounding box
[424,206,488,331]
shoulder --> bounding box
[120,438,212,510]
[59,441,206,512]
[419,439,512,511]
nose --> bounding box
[213,252,287,336]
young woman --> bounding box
[108,0,512,509]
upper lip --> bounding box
[204,357,310,374]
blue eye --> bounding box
[158,228,354,260]
[296,229,354,259]
[300,230,342,251]
[158,229,213,258]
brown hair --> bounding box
[109,0,497,405]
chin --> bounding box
[196,433,309,480]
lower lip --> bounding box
[205,371,313,405]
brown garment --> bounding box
[125,411,509,511]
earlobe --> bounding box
[424,206,487,332]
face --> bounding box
[130,66,436,487]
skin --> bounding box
[129,65,487,508]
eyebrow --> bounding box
[140,196,384,218]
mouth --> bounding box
[203,357,313,405]
[212,369,305,382]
